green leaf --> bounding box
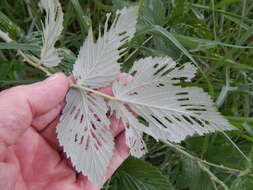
[215,0,241,9]
[169,0,190,25]
[173,34,253,51]
[230,177,253,190]
[140,0,167,26]
[0,60,12,80]
[176,158,214,190]
[70,0,90,36]
[0,10,24,39]
[112,0,135,10]
[0,42,39,51]
[112,157,176,190]
[223,15,250,30]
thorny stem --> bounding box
[1,29,253,183]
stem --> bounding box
[198,162,229,190]
[71,84,117,100]
[17,50,52,76]
[161,140,253,177]
[222,131,251,163]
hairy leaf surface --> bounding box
[110,57,235,146]
[56,88,114,184]
[73,7,138,88]
[40,0,63,67]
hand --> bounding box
[0,73,129,190]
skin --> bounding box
[0,73,129,190]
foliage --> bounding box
[0,0,253,189]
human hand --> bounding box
[0,73,129,190]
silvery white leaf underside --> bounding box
[110,57,235,156]
[40,0,63,67]
[73,7,138,89]
[56,88,114,185]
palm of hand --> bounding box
[0,73,129,190]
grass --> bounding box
[0,0,253,189]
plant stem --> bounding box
[17,50,52,76]
[198,162,229,190]
[162,140,253,177]
[71,84,117,100]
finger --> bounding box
[32,101,65,131]
[21,73,70,117]
[0,73,69,145]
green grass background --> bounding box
[0,0,253,189]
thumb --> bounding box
[21,73,70,116]
[0,73,70,145]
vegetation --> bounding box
[0,0,253,189]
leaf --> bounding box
[0,42,39,51]
[56,88,114,185]
[112,0,134,10]
[0,10,24,39]
[176,158,214,190]
[70,0,90,36]
[230,177,253,190]
[109,101,147,157]
[215,0,241,9]
[169,0,190,26]
[140,0,167,26]
[146,24,215,97]
[73,6,138,88]
[0,61,12,80]
[110,57,235,145]
[40,0,64,67]
[112,157,176,190]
